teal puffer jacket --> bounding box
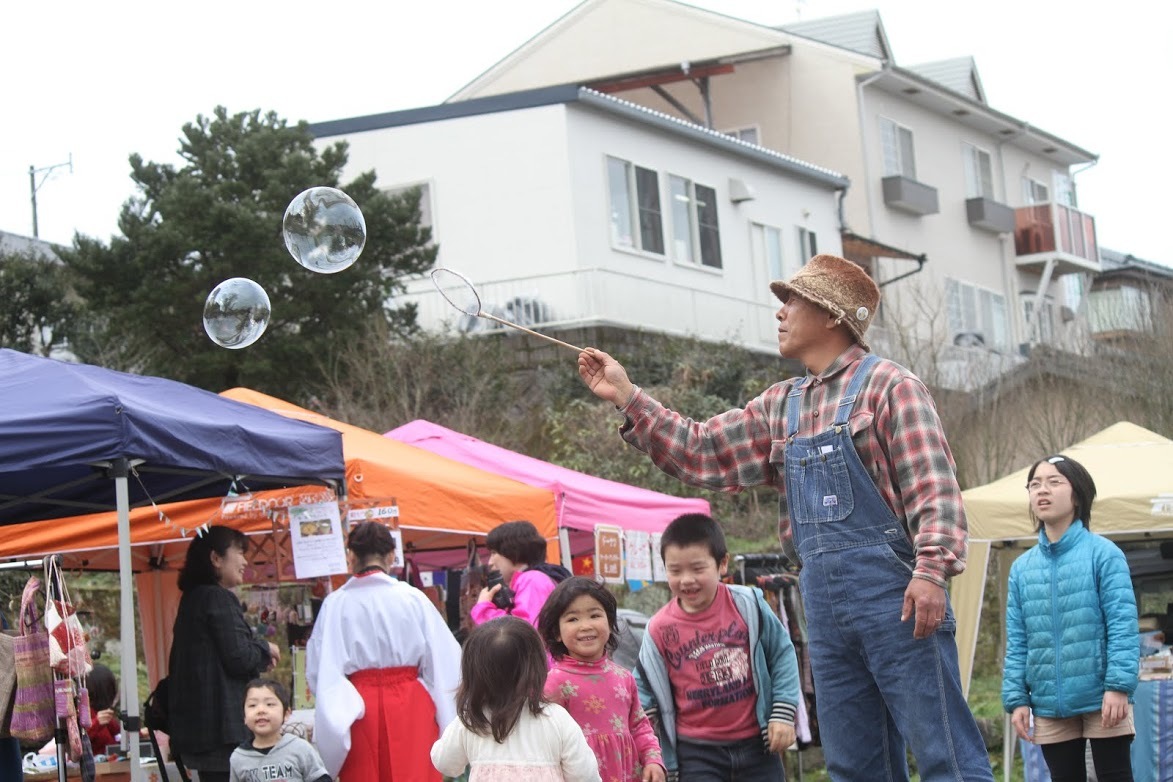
[1002,521,1139,718]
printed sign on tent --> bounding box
[624,530,653,581]
[650,532,667,582]
[289,501,348,579]
[346,504,404,569]
[595,524,624,584]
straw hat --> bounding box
[770,254,880,351]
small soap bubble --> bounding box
[282,186,367,273]
[202,278,271,349]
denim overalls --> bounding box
[780,354,993,781]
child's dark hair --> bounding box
[347,521,396,560]
[486,520,547,568]
[178,525,250,591]
[87,664,118,713]
[1026,455,1097,531]
[456,617,548,742]
[660,513,727,562]
[537,577,621,660]
[244,678,291,711]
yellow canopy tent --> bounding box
[950,421,1173,781]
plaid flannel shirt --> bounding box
[619,344,967,586]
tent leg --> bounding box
[113,461,144,782]
[558,528,571,569]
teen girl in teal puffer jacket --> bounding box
[1002,455,1139,782]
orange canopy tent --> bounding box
[0,389,558,686]
[0,388,559,568]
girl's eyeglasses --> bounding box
[1027,477,1068,492]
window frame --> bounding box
[667,173,722,270]
[962,142,995,200]
[945,277,1009,351]
[606,156,665,257]
[383,180,436,235]
[722,125,761,146]
[879,116,917,180]
[1021,176,1049,205]
[797,227,818,263]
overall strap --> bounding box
[833,353,880,426]
[785,376,810,439]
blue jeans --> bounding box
[676,735,785,781]
[800,545,994,781]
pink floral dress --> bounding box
[544,657,664,782]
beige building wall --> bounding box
[452,0,785,100]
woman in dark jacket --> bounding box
[168,526,277,781]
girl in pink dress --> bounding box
[431,617,601,782]
[539,578,666,782]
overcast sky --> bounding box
[4,0,1169,263]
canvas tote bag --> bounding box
[10,576,55,743]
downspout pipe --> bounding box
[855,68,887,240]
[878,254,927,287]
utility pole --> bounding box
[29,155,73,238]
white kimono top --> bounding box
[306,572,461,776]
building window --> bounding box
[798,227,818,261]
[668,175,722,269]
[1021,294,1056,343]
[607,157,664,255]
[723,126,760,145]
[879,117,917,179]
[752,223,799,290]
[1061,273,1085,312]
[946,278,1008,350]
[962,143,994,199]
[1089,285,1153,334]
[384,181,434,232]
[1022,177,1049,204]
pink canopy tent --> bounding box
[385,420,710,564]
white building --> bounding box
[310,85,848,353]
[445,0,1105,382]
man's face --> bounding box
[775,291,834,359]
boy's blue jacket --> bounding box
[1002,521,1139,718]
[634,583,800,773]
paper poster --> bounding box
[595,524,624,584]
[289,501,348,579]
[624,530,653,581]
[291,646,315,709]
[346,505,404,568]
[651,532,667,582]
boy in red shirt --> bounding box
[636,513,799,780]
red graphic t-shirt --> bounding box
[647,584,758,742]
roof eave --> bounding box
[865,67,1097,165]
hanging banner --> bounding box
[289,501,348,579]
[595,524,624,584]
[624,530,653,581]
[651,532,667,582]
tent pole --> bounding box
[112,459,144,782]
[558,527,572,569]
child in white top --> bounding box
[431,617,600,782]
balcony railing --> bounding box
[1014,202,1099,265]
[396,268,783,353]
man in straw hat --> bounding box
[578,254,993,781]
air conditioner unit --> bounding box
[951,331,986,349]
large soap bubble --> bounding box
[203,278,271,349]
[282,186,367,273]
